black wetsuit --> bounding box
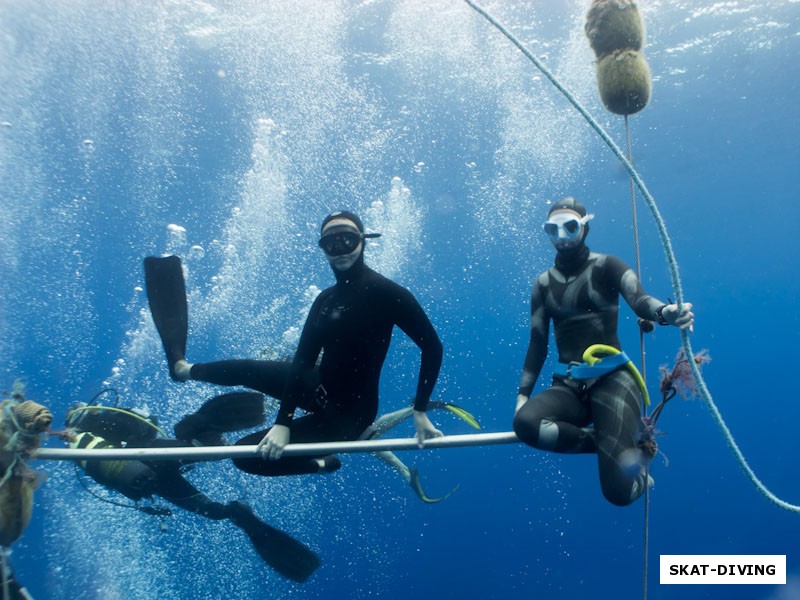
[190,256,443,476]
[513,245,665,506]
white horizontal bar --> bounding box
[34,432,520,461]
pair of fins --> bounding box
[144,256,320,583]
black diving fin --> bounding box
[174,392,266,445]
[144,255,188,381]
[227,501,321,583]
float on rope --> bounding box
[586,0,651,116]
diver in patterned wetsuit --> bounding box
[513,197,694,506]
[170,210,444,476]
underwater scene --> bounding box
[1,0,798,598]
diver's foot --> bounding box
[314,455,341,474]
[171,359,193,382]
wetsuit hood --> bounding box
[331,250,367,283]
[554,243,590,276]
[320,210,375,283]
[320,210,366,234]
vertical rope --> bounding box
[642,481,650,599]
[1,548,8,600]
[625,116,647,380]
[625,114,649,600]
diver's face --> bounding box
[544,209,585,251]
[319,218,363,272]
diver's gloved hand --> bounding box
[413,410,443,447]
[258,425,290,460]
[661,302,694,331]
[515,393,529,415]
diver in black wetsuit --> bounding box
[513,197,694,506]
[164,210,444,476]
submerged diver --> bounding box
[65,393,320,582]
[513,197,694,506]
[145,209,444,477]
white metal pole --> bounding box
[35,432,520,461]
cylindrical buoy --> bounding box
[585,0,645,57]
[0,476,33,546]
[0,396,51,546]
[596,49,652,115]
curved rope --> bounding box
[34,431,521,461]
[464,0,800,512]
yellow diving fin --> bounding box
[443,403,481,430]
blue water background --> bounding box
[1,1,798,598]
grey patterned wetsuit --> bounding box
[513,245,666,506]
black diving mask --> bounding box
[318,230,380,256]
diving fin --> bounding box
[227,501,321,583]
[373,451,459,504]
[442,403,481,430]
[409,467,460,504]
[175,392,266,444]
[144,255,188,381]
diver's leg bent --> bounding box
[513,382,595,453]
[190,359,292,398]
[590,369,648,506]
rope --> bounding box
[464,0,800,513]
[1,548,7,600]
[34,431,521,461]
[625,115,651,600]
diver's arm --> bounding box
[515,393,529,415]
[609,256,663,321]
[517,279,550,409]
[412,409,443,446]
[257,424,290,460]
[392,285,443,413]
[273,295,325,429]
[390,285,444,444]
[657,302,694,330]
[611,256,694,331]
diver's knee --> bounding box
[513,413,538,446]
[514,415,558,450]
[601,484,635,507]
[600,473,646,507]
